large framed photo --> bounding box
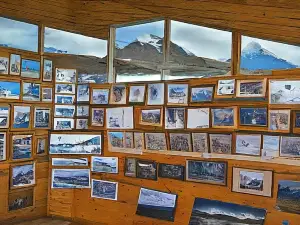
[11,134,33,161]
[216,79,235,96]
[53,118,74,130]
[136,159,157,180]
[209,134,232,154]
[0,132,7,161]
[11,163,35,189]
[280,136,300,157]
[91,108,104,127]
[43,59,53,81]
[167,83,188,105]
[269,80,300,104]
[21,59,40,79]
[190,86,214,103]
[50,133,102,154]
[232,167,273,197]
[91,88,109,104]
[239,107,267,126]
[158,163,185,181]
[145,132,167,151]
[129,85,145,103]
[268,109,290,132]
[236,79,266,97]
[9,188,34,211]
[9,54,21,75]
[140,108,162,126]
[186,160,227,185]
[22,82,40,102]
[0,81,20,100]
[169,133,191,152]
[55,68,76,83]
[12,105,31,130]
[54,105,75,118]
[77,84,89,102]
[187,108,209,129]
[91,156,118,174]
[235,134,261,156]
[110,84,127,104]
[51,169,90,189]
[192,133,208,153]
[0,105,10,128]
[124,158,136,177]
[147,83,164,105]
[276,180,300,214]
[211,107,237,128]
[52,158,88,166]
[106,107,133,129]
[91,179,118,201]
[165,108,185,129]
[34,107,51,129]
[55,84,75,94]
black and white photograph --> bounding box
[134,132,144,150]
[217,79,235,95]
[270,80,300,104]
[108,132,124,148]
[187,108,209,129]
[0,106,9,128]
[12,163,35,188]
[140,109,162,126]
[36,138,47,155]
[42,87,53,102]
[0,56,8,74]
[124,132,134,148]
[53,118,74,130]
[8,188,34,211]
[145,133,167,151]
[77,105,89,117]
[158,163,184,180]
[13,105,30,129]
[235,134,261,156]
[106,107,133,129]
[12,135,32,160]
[55,84,75,94]
[78,73,106,84]
[239,107,267,126]
[91,179,118,200]
[55,94,74,104]
[186,160,227,185]
[136,160,157,180]
[50,133,101,154]
[0,132,6,161]
[43,59,52,81]
[55,68,76,83]
[239,170,264,191]
[136,188,177,222]
[92,88,109,104]
[209,134,232,154]
[276,180,300,214]
[236,79,266,97]
[262,135,280,157]
[91,108,104,127]
[147,83,164,105]
[190,86,214,102]
[125,158,136,177]
[110,84,127,104]
[52,158,88,166]
[91,156,118,173]
[55,105,75,118]
[269,109,290,131]
[22,82,40,101]
[167,83,188,105]
[192,133,208,153]
[169,133,191,152]
[34,108,50,128]
[77,84,89,102]
[51,169,90,189]
[129,85,145,103]
[165,108,185,129]
[76,119,88,130]
[212,107,236,128]
[280,136,300,157]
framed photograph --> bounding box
[136,159,157,180]
[0,81,20,100]
[50,133,101,154]
[21,59,40,79]
[277,180,300,214]
[43,59,52,81]
[36,136,47,155]
[9,54,21,75]
[34,107,51,129]
[129,85,145,103]
[235,134,261,156]
[11,163,35,188]
[134,132,144,150]
[22,82,40,102]
[158,163,184,181]
[78,73,106,84]
[91,156,118,173]
[236,79,266,97]
[187,108,209,129]
[211,107,237,128]
[0,56,9,75]
[209,134,232,154]
[295,111,300,128]
[145,133,167,151]
[0,105,9,128]
[239,107,267,126]
[55,94,74,104]
[76,119,88,130]
[55,68,76,83]
[136,188,177,222]
[165,108,185,129]
[91,108,104,127]
[0,132,7,161]
[108,132,124,148]
[124,158,136,177]
[124,132,134,148]
[76,105,89,117]
[189,198,266,225]
[216,79,235,96]
[190,86,214,103]
[232,167,273,197]
[280,136,300,157]
[268,109,290,132]
[270,80,300,104]
[169,133,191,152]
[140,108,162,126]
[91,179,118,201]
[186,160,227,185]
[51,169,90,189]
[192,133,208,153]
[42,87,53,102]
[52,158,88,166]
[53,118,74,130]
[147,83,164,105]
[167,83,188,105]
[8,188,34,211]
[262,135,280,157]
[110,84,127,104]
[55,84,75,94]
[54,105,75,118]
[106,107,133,129]
[11,134,32,161]
[92,88,109,104]
[12,105,31,130]
[77,84,89,102]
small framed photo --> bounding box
[158,163,185,181]
[55,68,76,83]
[136,159,157,180]
[295,111,300,128]
[0,81,20,100]
[211,107,237,128]
[192,133,208,153]
[268,109,290,132]
[216,79,235,96]
[0,105,10,129]
[34,107,51,129]
[55,94,74,104]
[145,133,167,151]
[53,118,74,130]
[129,85,146,103]
[11,163,35,189]
[239,107,267,126]
[0,132,7,161]
[269,80,300,104]
[124,158,136,177]
[91,88,109,104]
[9,54,21,75]
[106,107,133,129]
[36,136,48,156]
[209,134,232,154]
[76,119,88,130]
[167,83,188,105]
[110,84,127,104]
[91,156,118,174]
[55,84,76,94]
[52,158,88,166]
[9,188,34,211]
[134,132,144,150]
[190,86,214,103]
[11,134,33,161]
[140,108,162,126]
[12,105,31,130]
[169,133,191,152]
[54,105,75,118]
[280,136,300,157]
[186,160,227,186]
[165,108,185,129]
[235,134,261,156]
[77,105,89,117]
[42,87,53,102]
[262,135,280,158]
[187,108,209,129]
[0,55,9,75]
[77,84,89,102]
[147,83,164,105]
[236,79,266,97]
[43,59,53,81]
[21,59,40,79]
[124,132,134,148]
[108,132,124,149]
[91,108,104,127]
[22,82,40,102]
[232,167,273,197]
[91,179,118,201]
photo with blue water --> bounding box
[52,169,90,188]
[12,135,32,160]
[21,59,40,78]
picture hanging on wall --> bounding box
[169,133,191,152]
[22,82,40,102]
[0,81,20,100]
[140,108,162,127]
[11,134,32,161]
[51,169,90,189]
[262,135,280,158]
[21,59,40,79]
[54,105,75,118]
[9,54,21,75]
[165,108,185,129]
[42,87,53,102]
[129,85,145,103]
[167,83,188,105]
[91,156,118,174]
[269,80,300,104]
[8,188,34,211]
[209,134,232,154]
[106,107,133,129]
[55,68,76,83]
[43,59,53,82]
[52,158,88,166]
[34,107,51,129]
[136,159,157,180]
[78,73,106,84]
[124,158,136,177]
[11,163,35,188]
[0,105,10,128]
[0,132,7,161]
[55,94,74,104]
[268,109,290,132]
[295,111,300,128]
[216,79,235,96]
[235,134,261,156]
[124,132,134,148]
[280,136,300,157]
[147,83,164,105]
[91,179,118,201]
[134,132,144,150]
[190,86,214,103]
[236,79,266,97]
[192,133,208,153]
[276,180,300,214]
[77,84,89,102]
[239,107,267,126]
[92,88,109,104]
[187,108,209,129]
[110,84,127,104]
[12,105,31,130]
[55,84,76,94]
[145,133,167,151]
[36,137,47,155]
[53,118,74,130]
[91,108,104,127]
[77,105,89,117]
[108,132,124,149]
[158,163,185,181]
[76,119,88,130]
[0,56,9,75]
[211,107,237,128]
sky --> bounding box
[240,171,264,180]
[53,169,90,177]
[13,164,34,176]
[0,81,20,94]
[93,157,117,165]
[50,134,100,145]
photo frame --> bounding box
[77,84,90,102]
[0,54,9,75]
[76,118,88,129]
[76,105,89,117]
[268,109,290,132]
[239,107,267,127]
[91,88,110,104]
[158,163,185,181]
[0,105,10,129]
[280,136,300,157]
[51,169,90,189]
[108,132,124,149]
[134,132,144,150]
[34,107,51,129]
[165,107,185,129]
[52,158,88,166]
[106,107,133,129]
[236,79,266,97]
[109,84,127,104]
[21,58,40,79]
[140,108,163,127]
[190,86,214,103]
[22,82,40,102]
[11,134,33,161]
[211,107,237,128]
[8,188,34,211]
[11,162,35,189]
[187,108,209,129]
[235,134,261,156]
[42,58,53,82]
[147,83,164,105]
[209,134,232,154]
[55,94,74,104]
[269,80,300,104]
[55,68,76,83]
[169,133,192,152]
[167,83,188,105]
[0,81,20,100]
[145,132,167,151]
[192,133,208,153]
[277,180,300,214]
[55,84,76,94]
[53,118,74,130]
[136,159,157,180]
[12,105,31,130]
[0,132,7,161]
[91,156,118,174]
[128,85,146,104]
[42,87,53,103]
[91,179,118,201]
[54,105,75,118]
[91,108,104,127]
[216,79,235,96]
[35,136,48,156]
[124,157,136,177]
[9,54,21,75]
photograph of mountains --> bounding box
[276,180,300,214]
[189,198,266,225]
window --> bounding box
[241,36,300,74]
[0,17,38,52]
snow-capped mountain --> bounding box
[44,46,68,54]
[241,41,298,70]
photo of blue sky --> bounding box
[21,59,40,71]
[0,81,20,95]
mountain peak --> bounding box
[242,41,262,55]
[135,34,163,53]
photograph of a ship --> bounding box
[0,81,20,99]
[91,156,118,173]
[276,180,300,214]
[12,135,32,160]
[21,59,40,79]
[12,164,35,187]
[189,198,266,225]
[13,106,30,129]
[91,179,118,200]
[51,169,90,188]
[0,106,9,128]
[50,134,101,154]
[23,83,40,101]
[136,188,177,222]
[52,158,88,166]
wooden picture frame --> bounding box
[0,51,10,76]
[136,159,157,181]
[11,104,32,131]
[146,82,165,106]
[235,133,262,156]
[0,131,8,161]
[124,157,137,178]
[41,87,53,103]
[35,135,48,156]
[158,163,185,181]
[34,106,51,129]
[0,80,21,101]
[167,83,189,106]
[268,109,291,133]
[109,84,127,105]
[20,57,41,80]
[215,79,235,97]
[0,104,10,129]
[22,81,41,102]
[236,79,267,98]
[187,108,210,129]
[190,85,214,103]
[8,187,34,211]
[211,106,237,129]
[169,133,192,152]
[55,68,77,84]
[209,133,232,154]
[10,162,35,189]
[139,108,163,127]
[90,107,105,127]
[90,85,110,105]
[128,84,146,104]
[239,107,268,127]
[42,58,53,82]
[9,53,21,76]
[10,133,33,162]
